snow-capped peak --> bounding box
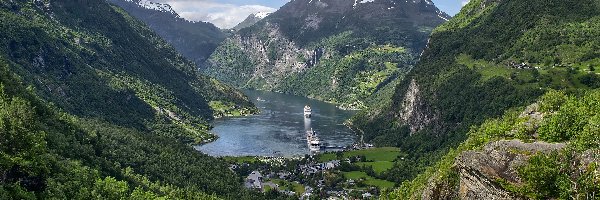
[126,0,177,15]
[254,12,271,19]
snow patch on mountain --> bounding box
[125,0,178,16]
[254,12,271,19]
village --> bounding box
[225,142,401,200]
[233,155,373,199]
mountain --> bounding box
[232,12,271,31]
[0,0,265,199]
[205,0,450,109]
[108,0,226,67]
[349,0,600,188]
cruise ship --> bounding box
[303,105,312,118]
[306,128,321,151]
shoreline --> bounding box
[196,89,363,158]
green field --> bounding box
[355,161,395,173]
[319,147,401,162]
[270,179,305,194]
[456,54,514,81]
[456,53,596,90]
[343,171,395,189]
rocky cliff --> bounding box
[421,140,600,200]
[452,140,564,200]
[389,89,600,199]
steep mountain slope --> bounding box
[0,61,222,199]
[392,90,599,199]
[108,0,226,67]
[0,0,264,199]
[205,0,449,109]
[232,12,271,31]
[350,0,600,184]
[0,0,256,143]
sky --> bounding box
[152,0,468,29]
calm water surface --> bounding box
[195,90,357,157]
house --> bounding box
[324,160,340,170]
[277,172,291,179]
[245,171,263,190]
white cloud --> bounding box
[152,0,276,29]
[461,0,470,6]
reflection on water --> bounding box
[194,90,357,157]
[304,117,311,131]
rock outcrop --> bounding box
[455,140,566,200]
[205,23,320,89]
[422,140,568,200]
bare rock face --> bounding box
[455,140,565,200]
[398,79,438,134]
[421,176,458,200]
[227,23,319,89]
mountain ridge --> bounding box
[108,0,226,67]
[232,12,272,31]
[205,0,450,109]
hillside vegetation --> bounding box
[350,0,600,184]
[0,0,256,143]
[391,89,600,199]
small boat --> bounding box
[303,105,312,118]
[256,97,266,102]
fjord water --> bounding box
[195,90,357,157]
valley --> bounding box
[1,0,598,199]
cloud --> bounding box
[461,0,470,6]
[152,0,276,29]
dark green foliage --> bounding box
[0,58,269,199]
[276,44,414,108]
[204,41,257,88]
[432,0,600,65]
[580,73,600,88]
[514,151,600,200]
